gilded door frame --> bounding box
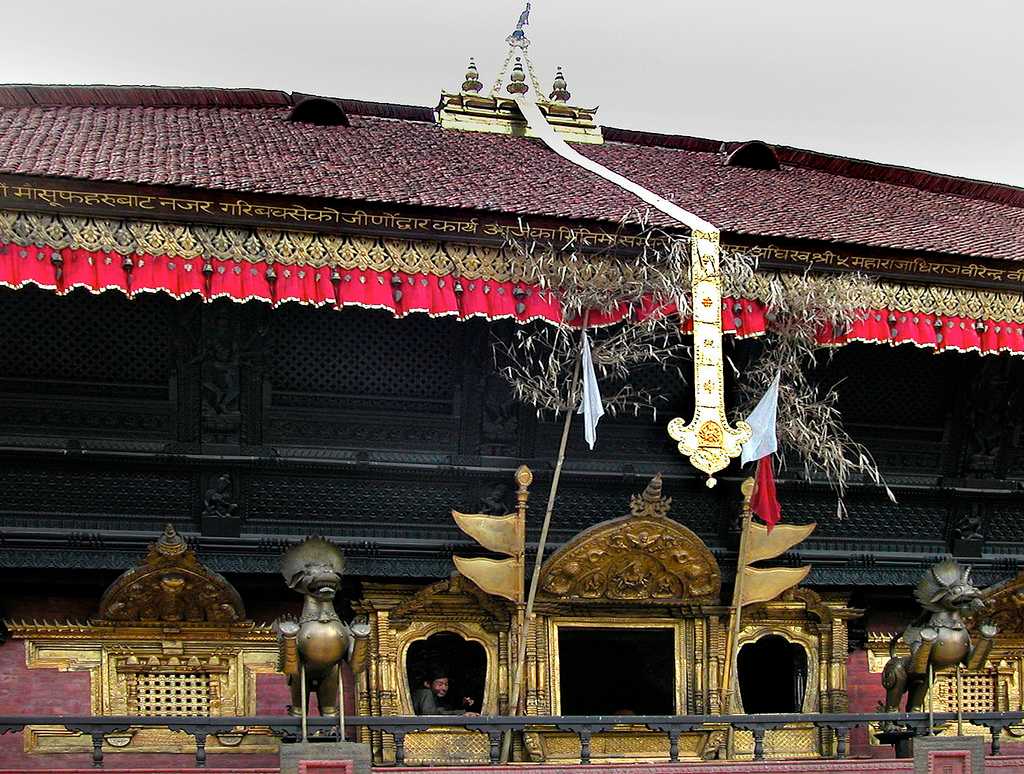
[546,617,684,715]
[735,625,820,715]
[395,620,499,716]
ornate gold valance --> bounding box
[2,208,1021,322]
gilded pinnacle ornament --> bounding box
[549,67,570,102]
[506,59,529,95]
[462,58,483,93]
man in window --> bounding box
[412,666,477,715]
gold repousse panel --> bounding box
[532,729,714,763]
[9,526,280,757]
[732,724,820,760]
[538,477,721,605]
[17,637,280,755]
[403,729,490,766]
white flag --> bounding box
[740,372,780,465]
[577,332,604,450]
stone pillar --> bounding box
[279,741,372,774]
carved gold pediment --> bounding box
[984,571,1024,634]
[98,524,244,623]
[389,575,510,631]
[539,476,721,604]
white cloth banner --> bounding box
[577,331,604,450]
[513,97,718,236]
[740,372,781,465]
[513,94,719,456]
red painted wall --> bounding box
[846,648,889,757]
[0,639,282,770]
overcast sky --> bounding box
[2,1,1022,187]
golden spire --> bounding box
[506,58,529,95]
[435,3,603,144]
[628,474,672,519]
[462,58,483,94]
[549,66,571,102]
[156,523,187,556]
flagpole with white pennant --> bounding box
[740,372,780,466]
[500,312,593,763]
[577,330,605,450]
[721,374,815,756]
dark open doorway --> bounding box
[738,634,808,713]
[557,627,675,715]
[406,631,487,712]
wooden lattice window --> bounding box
[941,672,996,713]
[123,667,221,717]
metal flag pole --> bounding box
[721,478,754,758]
[300,664,308,742]
[500,315,589,764]
[956,663,964,737]
[928,665,935,736]
[338,665,346,742]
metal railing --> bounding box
[0,711,1020,768]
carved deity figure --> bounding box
[198,314,241,415]
[276,538,369,717]
[203,474,237,518]
[881,559,997,713]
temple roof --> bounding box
[0,85,1022,261]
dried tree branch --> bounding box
[496,220,893,514]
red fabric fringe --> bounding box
[1,242,1021,355]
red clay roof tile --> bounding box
[0,86,1021,261]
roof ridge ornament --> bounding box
[506,60,530,95]
[437,2,602,143]
[549,66,570,103]
[462,58,483,94]
[507,1,531,48]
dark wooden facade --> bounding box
[0,283,1019,593]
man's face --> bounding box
[428,677,449,698]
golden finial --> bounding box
[741,477,755,511]
[629,474,672,519]
[549,66,571,102]
[515,464,534,488]
[507,58,529,95]
[156,523,187,556]
[462,58,483,94]
[642,473,663,502]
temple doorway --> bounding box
[406,631,487,712]
[557,627,675,715]
[738,635,808,713]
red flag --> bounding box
[751,455,782,530]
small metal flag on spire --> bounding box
[507,2,532,47]
[516,2,532,31]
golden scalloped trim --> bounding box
[737,272,1024,322]
[1,209,1022,322]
